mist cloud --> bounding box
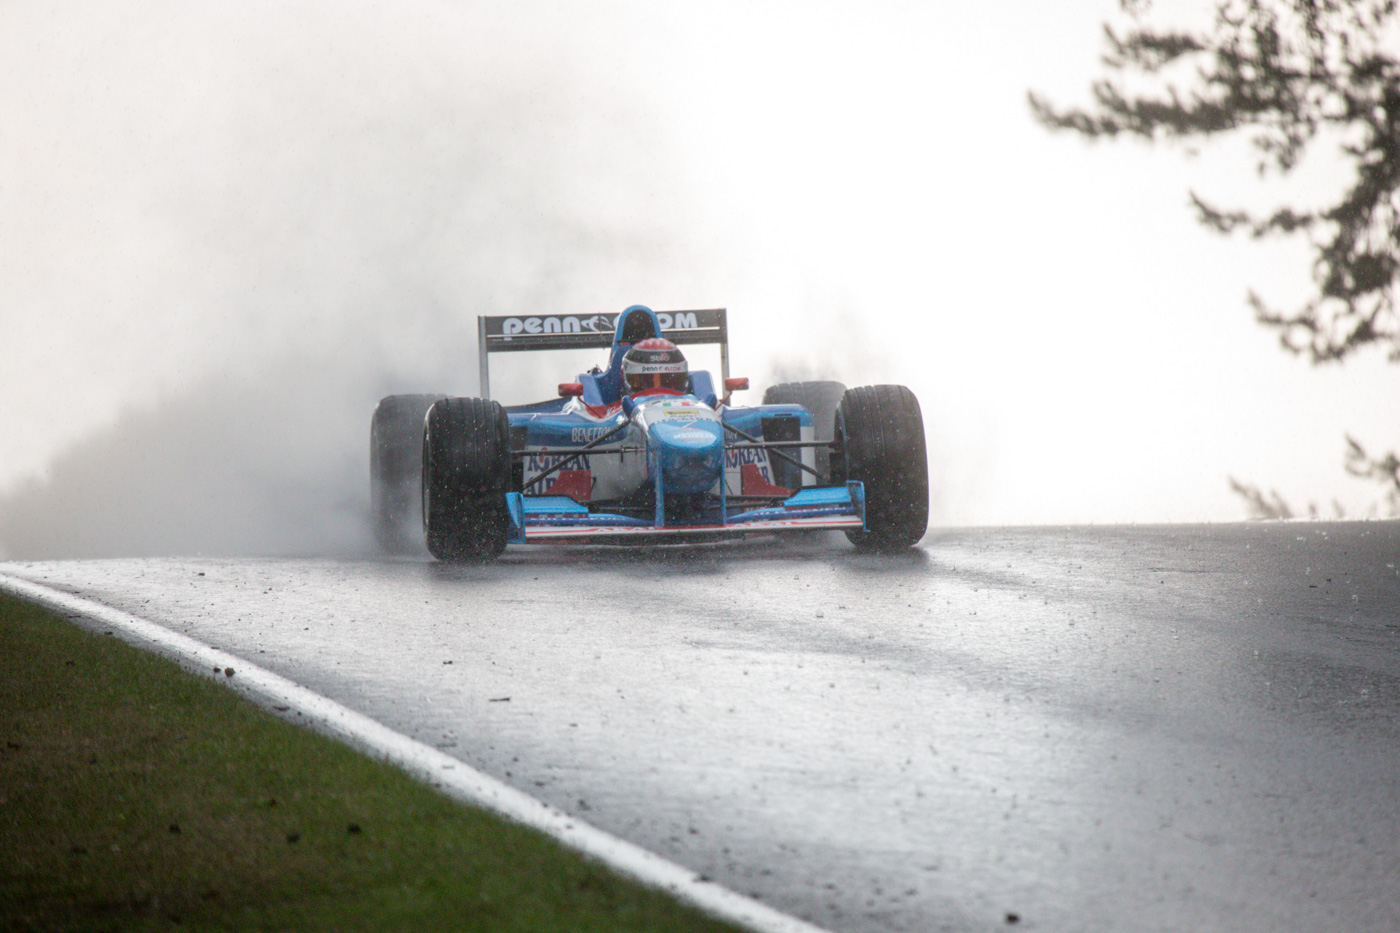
[0,1,714,558]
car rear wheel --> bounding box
[422,397,512,561]
[761,380,846,479]
[832,384,928,551]
[371,394,445,554]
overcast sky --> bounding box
[2,0,1396,544]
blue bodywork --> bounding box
[498,306,865,544]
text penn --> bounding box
[502,312,698,336]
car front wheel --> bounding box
[832,384,928,551]
[422,397,512,561]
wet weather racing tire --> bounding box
[422,397,512,561]
[762,380,846,477]
[371,394,445,554]
[834,385,929,551]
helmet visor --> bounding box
[626,371,689,393]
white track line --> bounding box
[0,572,831,933]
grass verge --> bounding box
[0,591,741,933]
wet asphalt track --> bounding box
[4,522,1400,932]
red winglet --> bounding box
[544,469,593,502]
[740,463,790,498]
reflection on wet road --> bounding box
[7,523,1400,932]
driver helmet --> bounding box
[621,338,688,394]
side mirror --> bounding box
[558,382,584,398]
[721,376,749,407]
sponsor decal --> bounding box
[671,430,714,441]
[726,457,779,495]
[498,312,701,337]
[663,410,704,420]
[502,314,613,336]
[725,447,772,468]
[656,312,698,330]
[570,426,612,443]
[526,453,593,472]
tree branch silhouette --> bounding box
[1030,0,1400,514]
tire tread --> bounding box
[423,397,511,561]
[837,384,928,550]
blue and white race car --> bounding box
[370,305,927,560]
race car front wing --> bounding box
[505,482,866,544]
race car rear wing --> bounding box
[477,308,728,398]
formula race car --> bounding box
[370,305,928,561]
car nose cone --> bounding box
[650,420,725,494]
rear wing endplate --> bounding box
[477,308,728,398]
